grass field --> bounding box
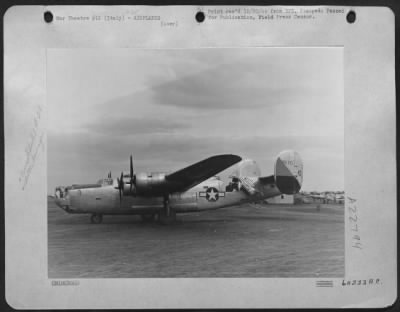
[48,198,344,278]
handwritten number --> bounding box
[349,215,357,222]
[347,196,357,204]
[348,205,357,213]
[348,198,361,249]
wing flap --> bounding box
[166,154,242,193]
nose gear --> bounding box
[90,213,103,224]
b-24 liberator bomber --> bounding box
[54,150,303,224]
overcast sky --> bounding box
[47,48,344,193]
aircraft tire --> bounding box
[90,213,103,224]
[158,209,176,225]
[140,214,156,222]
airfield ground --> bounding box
[48,198,344,278]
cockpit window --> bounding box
[98,178,114,186]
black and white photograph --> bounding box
[4,5,396,309]
[47,47,344,278]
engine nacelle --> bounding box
[121,182,135,196]
[274,150,303,195]
[133,172,168,195]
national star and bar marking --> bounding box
[199,187,225,202]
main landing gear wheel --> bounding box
[90,213,103,224]
[140,214,156,222]
[158,209,176,225]
[158,195,176,225]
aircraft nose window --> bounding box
[55,187,66,198]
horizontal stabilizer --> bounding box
[258,175,275,185]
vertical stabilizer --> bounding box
[274,150,303,194]
[232,159,261,177]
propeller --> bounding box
[115,155,136,201]
[116,171,124,201]
[129,155,136,193]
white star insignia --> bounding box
[207,189,218,201]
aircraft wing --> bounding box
[165,154,242,193]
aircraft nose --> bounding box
[54,187,70,210]
[54,196,63,208]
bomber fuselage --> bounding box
[55,177,281,215]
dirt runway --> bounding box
[48,198,344,278]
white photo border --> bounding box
[4,5,396,309]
